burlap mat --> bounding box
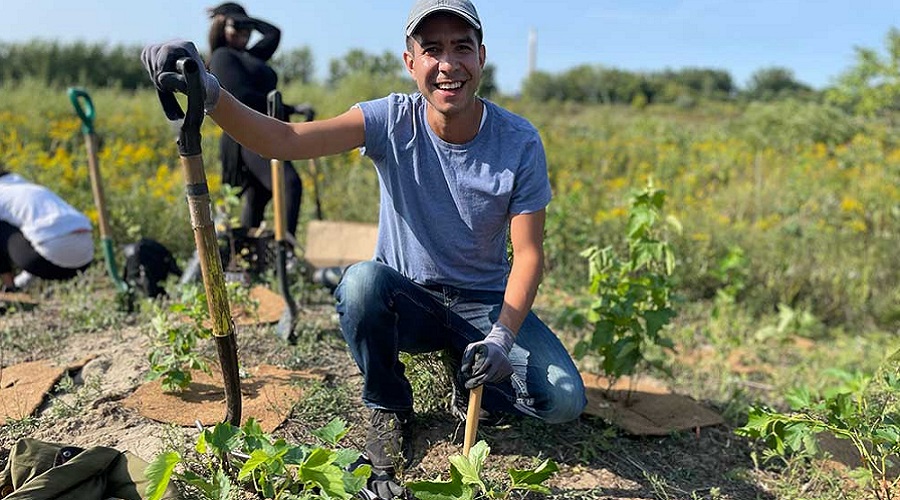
[236,286,286,326]
[194,285,286,328]
[582,372,724,436]
[0,359,91,424]
[122,364,322,432]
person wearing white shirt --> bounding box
[0,168,94,291]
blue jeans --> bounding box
[335,261,586,424]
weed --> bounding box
[289,379,357,430]
[737,350,900,500]
[146,417,368,500]
[406,440,559,500]
[46,374,103,419]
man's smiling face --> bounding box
[404,13,485,119]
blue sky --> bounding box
[5,0,898,93]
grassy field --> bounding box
[1,80,898,499]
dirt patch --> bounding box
[122,364,323,432]
[0,284,773,499]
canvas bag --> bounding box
[0,438,180,500]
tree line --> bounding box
[2,28,897,116]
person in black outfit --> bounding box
[207,2,312,237]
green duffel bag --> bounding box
[0,438,180,500]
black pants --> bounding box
[239,147,302,237]
[0,221,90,280]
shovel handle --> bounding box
[158,58,204,156]
[161,57,242,427]
[68,87,95,135]
[266,90,298,343]
[463,385,483,457]
[68,87,128,293]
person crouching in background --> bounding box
[0,167,94,292]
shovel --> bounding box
[67,88,128,295]
[156,58,242,426]
[266,90,299,344]
[463,385,483,457]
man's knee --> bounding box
[335,261,390,305]
[541,371,586,424]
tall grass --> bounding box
[2,81,898,330]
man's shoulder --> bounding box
[359,93,422,120]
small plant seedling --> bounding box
[406,440,559,500]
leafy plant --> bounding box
[570,183,679,382]
[145,285,213,391]
[406,440,558,500]
[146,417,369,500]
[145,282,256,391]
[736,352,900,500]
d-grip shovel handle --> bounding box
[157,58,204,157]
[157,57,242,427]
[68,88,96,135]
[67,87,127,293]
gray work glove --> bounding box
[369,467,406,499]
[140,40,221,119]
[461,322,515,389]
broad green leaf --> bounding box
[343,463,371,494]
[207,422,242,455]
[299,464,351,500]
[302,447,336,469]
[469,440,489,472]
[448,455,482,488]
[311,417,349,445]
[627,207,653,239]
[407,477,474,500]
[332,448,362,468]
[212,469,233,500]
[590,320,615,350]
[237,449,271,481]
[642,308,675,337]
[145,451,180,500]
[508,459,559,488]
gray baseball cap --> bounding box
[405,0,482,37]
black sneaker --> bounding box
[365,409,414,472]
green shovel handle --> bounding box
[68,87,96,135]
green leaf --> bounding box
[508,459,559,489]
[448,455,482,488]
[627,207,653,239]
[332,448,362,469]
[343,463,371,494]
[590,320,615,350]
[207,422,242,456]
[311,417,349,445]
[642,308,675,337]
[407,476,474,500]
[237,449,271,481]
[297,448,351,498]
[212,469,233,500]
[302,446,335,469]
[145,451,180,500]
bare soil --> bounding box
[0,282,776,500]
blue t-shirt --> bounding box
[358,93,552,292]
